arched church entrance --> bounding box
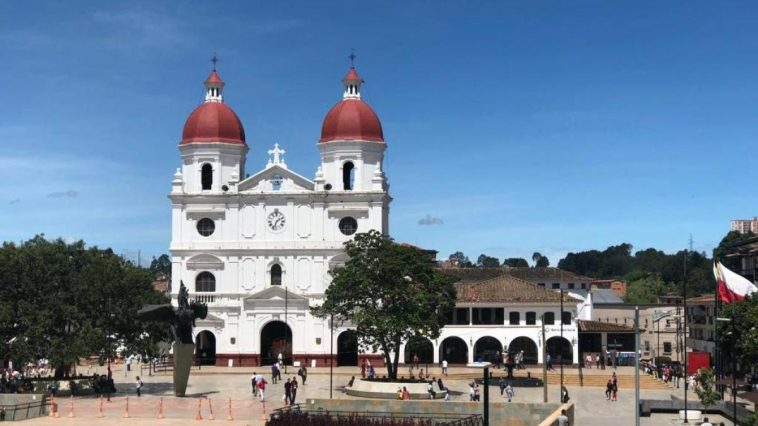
[404,337,434,364]
[508,336,538,364]
[440,336,468,364]
[547,336,573,365]
[337,330,358,366]
[474,336,502,364]
[195,331,216,366]
[260,321,292,365]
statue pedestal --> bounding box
[173,343,195,397]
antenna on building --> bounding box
[688,234,694,252]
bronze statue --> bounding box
[138,281,207,344]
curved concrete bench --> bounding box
[346,379,448,400]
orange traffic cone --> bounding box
[195,398,203,420]
[208,398,215,420]
[157,397,165,419]
[226,398,233,421]
[123,396,130,418]
[97,396,104,418]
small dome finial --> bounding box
[348,49,356,67]
[211,53,219,71]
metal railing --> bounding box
[268,405,483,425]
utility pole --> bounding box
[683,248,689,424]
[559,289,564,403]
[284,281,288,374]
[542,314,547,403]
[635,306,640,426]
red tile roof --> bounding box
[506,267,594,283]
[578,320,636,333]
[454,274,572,304]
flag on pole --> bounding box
[713,261,758,304]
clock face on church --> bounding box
[267,210,286,231]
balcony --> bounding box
[179,293,241,308]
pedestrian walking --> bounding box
[561,385,570,403]
[360,359,367,378]
[504,384,514,402]
[298,365,307,385]
[499,377,506,395]
[271,363,279,384]
[135,376,143,397]
[290,378,298,404]
[412,354,419,370]
[441,359,448,376]
[284,378,291,405]
[251,372,258,396]
[595,353,601,369]
[473,383,480,401]
[547,354,553,371]
[605,379,613,400]
[585,354,592,369]
[257,377,267,401]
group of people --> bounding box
[360,359,376,379]
[498,378,515,402]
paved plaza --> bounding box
[19,363,740,425]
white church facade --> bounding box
[169,63,578,368]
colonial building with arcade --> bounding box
[169,62,579,367]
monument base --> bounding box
[173,343,195,397]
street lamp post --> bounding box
[467,361,491,426]
[330,313,334,399]
[560,289,564,403]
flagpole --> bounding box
[683,249,688,424]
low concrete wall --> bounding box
[0,394,48,421]
[347,379,447,399]
[305,398,561,425]
[537,402,574,426]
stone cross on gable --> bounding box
[267,143,286,167]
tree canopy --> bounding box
[0,235,170,377]
[476,254,500,268]
[532,252,550,267]
[149,254,172,277]
[503,257,529,268]
[448,251,473,268]
[313,231,456,380]
[716,295,758,375]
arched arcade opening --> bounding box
[508,336,538,365]
[474,336,502,364]
[404,337,434,364]
[547,336,573,365]
[439,336,468,364]
[260,321,292,365]
[195,331,216,366]
[337,330,358,367]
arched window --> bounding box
[196,272,216,292]
[201,164,213,190]
[271,264,282,286]
[342,162,355,190]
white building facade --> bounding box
[170,65,390,367]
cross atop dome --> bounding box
[267,143,287,168]
[204,55,225,103]
[342,51,363,100]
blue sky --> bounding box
[1,1,757,266]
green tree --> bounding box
[0,236,169,378]
[313,231,456,380]
[693,368,720,414]
[503,257,529,268]
[476,254,500,268]
[716,295,758,376]
[532,252,549,267]
[448,251,473,268]
[713,230,756,271]
[623,273,667,304]
[149,254,172,277]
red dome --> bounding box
[180,102,246,145]
[319,99,384,143]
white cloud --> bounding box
[418,214,443,225]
